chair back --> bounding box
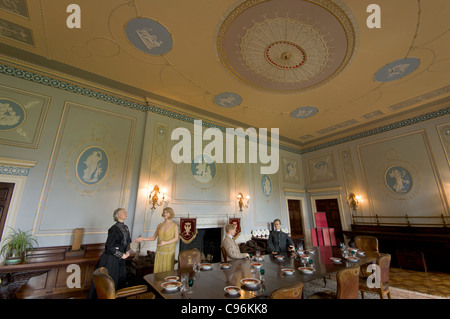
[270,282,303,299]
[93,267,116,299]
[220,246,228,262]
[336,267,360,299]
[378,254,391,283]
[354,235,379,253]
[178,248,201,269]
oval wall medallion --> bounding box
[261,174,272,197]
[125,18,172,55]
[190,154,216,184]
[0,98,26,130]
[76,146,109,185]
[384,166,413,194]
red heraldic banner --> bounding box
[229,217,241,239]
[179,218,198,244]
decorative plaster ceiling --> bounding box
[216,0,356,92]
[0,0,449,152]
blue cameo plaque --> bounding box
[190,154,216,184]
[125,18,172,56]
[290,106,318,119]
[385,166,412,194]
[261,174,272,197]
[214,92,242,108]
[374,58,420,82]
[286,162,296,178]
[0,98,26,130]
[76,146,108,185]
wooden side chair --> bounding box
[178,248,201,270]
[270,282,303,299]
[354,235,379,253]
[359,254,392,299]
[93,267,148,299]
[220,246,228,262]
[308,267,360,299]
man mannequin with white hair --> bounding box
[222,224,249,260]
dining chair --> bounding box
[359,254,392,299]
[308,266,360,299]
[354,235,379,253]
[220,246,228,262]
[270,282,303,299]
[178,248,202,270]
[93,267,148,299]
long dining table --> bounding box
[143,246,378,299]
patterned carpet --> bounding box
[302,268,450,299]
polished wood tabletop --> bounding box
[143,246,377,299]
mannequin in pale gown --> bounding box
[136,207,179,273]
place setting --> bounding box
[224,286,241,298]
[240,278,261,291]
[281,268,295,276]
[220,262,231,269]
[200,263,213,271]
[330,257,342,264]
[161,281,182,293]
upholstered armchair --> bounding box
[178,248,201,270]
[308,267,360,299]
[270,282,303,299]
[359,254,392,299]
[93,267,148,299]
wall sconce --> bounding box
[149,184,166,209]
[347,193,360,211]
[237,192,250,212]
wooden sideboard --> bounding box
[343,224,450,273]
[0,243,104,299]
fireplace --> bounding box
[179,228,222,263]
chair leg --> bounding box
[361,291,365,299]
[323,277,327,287]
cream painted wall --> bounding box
[0,71,305,253]
[303,113,450,230]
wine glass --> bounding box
[301,256,308,267]
[188,278,194,294]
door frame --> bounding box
[0,158,36,247]
[308,187,350,231]
[283,190,311,247]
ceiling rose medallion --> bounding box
[217,0,356,92]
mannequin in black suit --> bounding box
[267,219,295,254]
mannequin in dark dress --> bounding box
[88,208,132,299]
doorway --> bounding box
[315,198,344,243]
[0,182,15,241]
[287,199,304,239]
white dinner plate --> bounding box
[164,276,179,282]
[240,278,261,288]
[224,286,240,295]
[161,281,181,292]
[282,268,295,275]
[298,267,315,274]
[201,263,213,270]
